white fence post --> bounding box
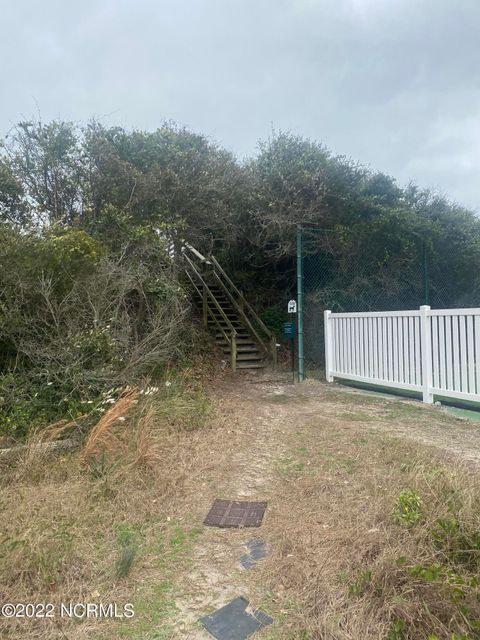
[420,305,433,403]
[324,309,333,382]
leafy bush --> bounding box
[260,305,286,335]
[0,227,194,439]
[393,489,423,526]
[431,517,480,572]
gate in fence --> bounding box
[324,306,480,404]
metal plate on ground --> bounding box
[203,499,267,528]
[240,538,267,569]
[199,596,273,640]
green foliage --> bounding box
[3,117,480,437]
[44,230,105,276]
[391,506,480,637]
[4,119,480,316]
[0,226,192,439]
[348,569,372,596]
[387,620,407,640]
[81,121,244,248]
[0,157,25,224]
[431,517,480,572]
[0,372,94,439]
[7,120,82,225]
[260,305,287,335]
[393,489,423,526]
[115,523,138,579]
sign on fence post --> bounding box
[324,310,333,382]
[420,305,433,403]
[287,300,297,382]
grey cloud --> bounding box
[1,0,479,210]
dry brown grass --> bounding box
[82,388,139,460]
[3,372,480,640]
[0,374,215,639]
[2,417,83,482]
[256,417,480,640]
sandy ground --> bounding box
[170,372,480,638]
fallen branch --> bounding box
[0,438,78,462]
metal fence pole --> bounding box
[297,226,305,381]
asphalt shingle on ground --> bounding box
[199,596,273,640]
[240,538,267,569]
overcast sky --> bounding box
[2,0,479,211]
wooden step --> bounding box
[236,361,265,369]
[235,353,263,361]
[210,307,236,315]
[208,319,242,326]
[209,319,243,327]
[206,300,229,306]
[221,347,261,356]
[208,315,240,322]
[216,333,252,340]
[222,345,260,353]
[216,340,260,353]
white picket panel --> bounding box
[324,306,480,404]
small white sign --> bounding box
[288,299,297,313]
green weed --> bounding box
[279,446,309,476]
[348,569,372,596]
[431,517,480,571]
[115,523,138,579]
[387,620,407,640]
[339,411,378,422]
[352,436,369,444]
[393,489,422,526]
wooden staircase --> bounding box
[182,244,277,371]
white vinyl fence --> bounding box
[324,306,480,404]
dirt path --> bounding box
[172,374,480,638]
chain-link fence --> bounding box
[299,226,480,379]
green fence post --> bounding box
[297,225,305,381]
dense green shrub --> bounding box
[3,118,480,437]
[260,305,287,335]
[0,227,193,439]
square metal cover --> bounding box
[199,596,273,640]
[203,499,267,528]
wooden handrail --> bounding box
[182,242,211,265]
[209,255,273,340]
[184,254,237,336]
[184,265,237,370]
[184,271,231,346]
[211,270,268,354]
[182,243,277,369]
